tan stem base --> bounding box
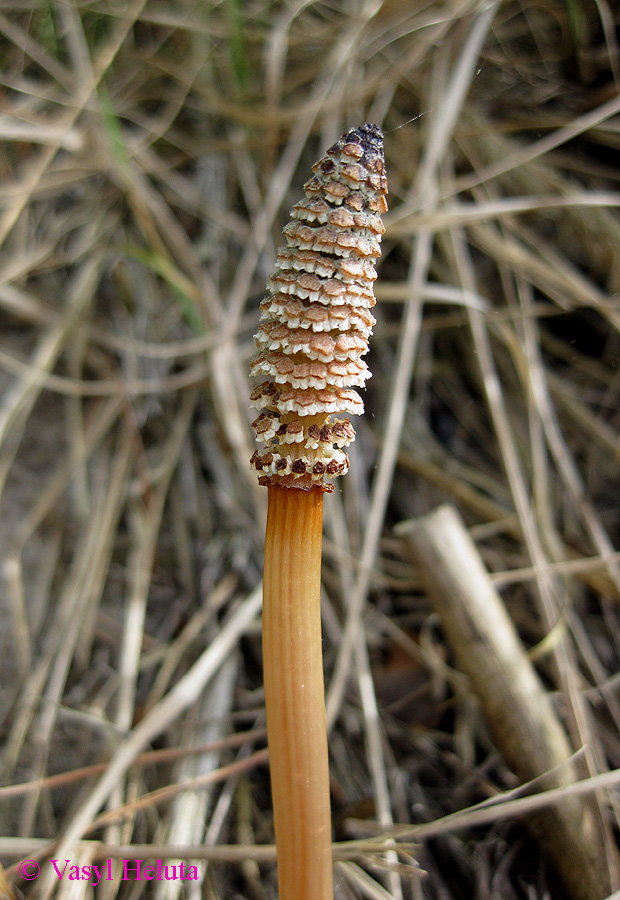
[262,485,333,900]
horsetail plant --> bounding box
[250,124,387,899]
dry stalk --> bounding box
[399,504,616,900]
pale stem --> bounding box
[262,484,333,900]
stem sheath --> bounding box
[262,484,333,900]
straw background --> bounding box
[1,2,620,898]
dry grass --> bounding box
[1,1,620,898]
